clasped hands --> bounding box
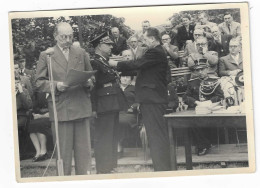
[57,79,94,92]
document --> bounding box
[64,69,96,86]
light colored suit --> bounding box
[219,53,243,76]
[218,21,241,37]
[129,46,146,60]
[35,45,93,175]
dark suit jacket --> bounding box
[219,54,243,76]
[111,36,128,55]
[117,45,168,104]
[177,24,195,50]
[35,45,93,121]
[208,34,232,57]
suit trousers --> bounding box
[51,118,92,175]
[94,112,119,174]
[140,103,171,171]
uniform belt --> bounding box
[103,82,113,88]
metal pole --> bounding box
[47,55,64,176]
[77,16,83,47]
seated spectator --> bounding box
[219,38,243,76]
[183,60,224,155]
[18,58,36,89]
[28,92,51,162]
[128,36,146,60]
[177,14,195,50]
[110,27,127,56]
[188,36,218,76]
[161,21,178,46]
[162,34,179,68]
[208,26,232,57]
[182,29,204,63]
[218,12,241,38]
[195,12,217,39]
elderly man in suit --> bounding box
[209,26,232,57]
[110,27,127,56]
[162,34,179,68]
[161,21,178,47]
[109,27,171,171]
[218,12,241,38]
[128,36,146,60]
[132,20,151,47]
[177,14,195,50]
[35,22,93,175]
[195,12,217,38]
[219,38,243,76]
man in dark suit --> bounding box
[177,14,195,50]
[110,27,127,56]
[219,38,243,77]
[35,22,93,175]
[208,26,232,58]
[90,32,127,174]
[109,27,171,171]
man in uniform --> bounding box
[35,22,93,175]
[109,27,171,171]
[90,32,127,174]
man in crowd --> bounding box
[110,27,127,56]
[177,14,195,50]
[218,12,241,38]
[90,32,127,174]
[35,22,93,175]
[188,36,218,76]
[128,36,146,60]
[219,38,243,76]
[195,12,216,38]
[132,20,151,47]
[162,34,179,68]
[208,26,232,57]
[18,58,36,89]
[109,27,171,171]
[161,21,178,46]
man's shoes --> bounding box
[32,153,48,162]
[198,148,208,156]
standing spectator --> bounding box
[188,36,218,76]
[209,26,232,57]
[162,34,179,68]
[110,27,127,56]
[128,36,147,60]
[195,12,217,38]
[219,38,243,76]
[132,20,151,47]
[18,58,36,89]
[90,32,127,174]
[218,12,241,38]
[109,27,171,171]
[35,22,93,175]
[161,21,178,46]
[177,14,195,50]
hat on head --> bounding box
[89,32,114,48]
[188,58,208,71]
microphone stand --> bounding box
[47,54,64,176]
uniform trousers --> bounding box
[51,118,92,175]
[140,103,171,171]
[94,112,119,174]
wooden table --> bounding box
[164,111,246,170]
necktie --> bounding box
[62,48,69,61]
[228,24,231,34]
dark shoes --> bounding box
[197,144,215,156]
[32,153,48,162]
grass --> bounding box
[20,162,248,178]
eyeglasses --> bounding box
[194,34,203,37]
[229,45,239,48]
[59,34,73,40]
[196,43,207,46]
[162,38,171,41]
[131,41,137,43]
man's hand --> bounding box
[109,59,119,67]
[84,79,94,90]
[57,82,68,92]
[229,69,240,76]
[163,43,170,51]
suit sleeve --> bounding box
[117,48,166,71]
[219,57,230,76]
[167,46,179,60]
[35,52,59,94]
[203,51,218,66]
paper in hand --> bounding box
[64,69,96,87]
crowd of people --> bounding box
[15,11,244,175]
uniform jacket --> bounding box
[35,45,93,122]
[182,78,224,108]
[90,54,127,114]
[218,21,241,37]
[117,45,168,104]
[177,24,195,50]
[208,34,232,57]
[110,35,128,56]
[219,53,243,76]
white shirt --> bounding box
[58,45,69,61]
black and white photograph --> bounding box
[7,2,254,183]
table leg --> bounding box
[184,127,193,170]
[168,120,177,170]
